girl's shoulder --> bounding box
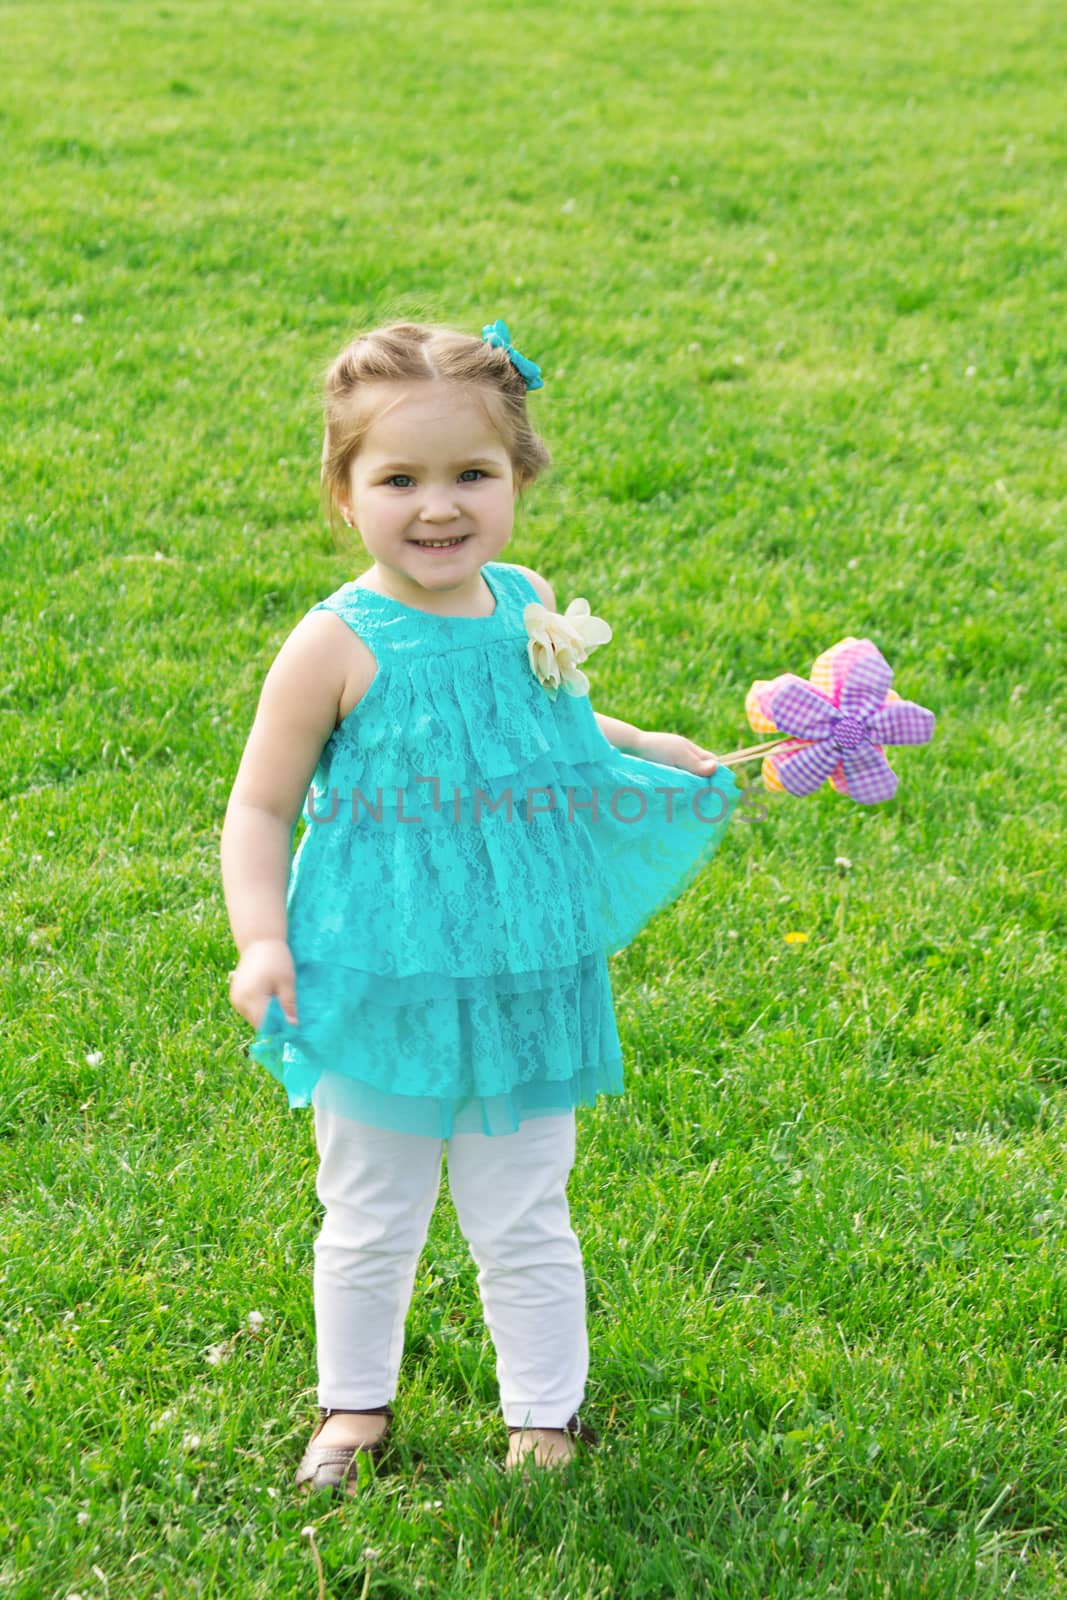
[294,604,378,730]
[504,562,556,610]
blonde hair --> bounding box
[320,320,552,535]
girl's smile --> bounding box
[410,534,471,550]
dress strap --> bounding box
[309,584,446,663]
[496,562,543,609]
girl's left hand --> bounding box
[638,730,719,775]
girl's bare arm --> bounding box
[220,612,357,955]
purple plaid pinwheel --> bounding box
[743,637,935,804]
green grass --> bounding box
[3,0,1066,1595]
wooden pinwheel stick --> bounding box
[717,738,790,769]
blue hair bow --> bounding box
[482,319,544,390]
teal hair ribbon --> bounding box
[482,319,544,390]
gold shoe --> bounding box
[505,1412,599,1472]
[295,1405,393,1498]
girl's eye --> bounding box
[384,471,486,487]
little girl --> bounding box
[220,318,741,1498]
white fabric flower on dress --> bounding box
[523,598,612,700]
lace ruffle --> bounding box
[250,949,625,1138]
[291,749,739,976]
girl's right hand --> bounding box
[228,939,299,1030]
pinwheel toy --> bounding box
[720,637,935,803]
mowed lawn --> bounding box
[2,1,1065,1596]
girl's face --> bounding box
[339,382,517,607]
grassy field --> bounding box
[3,0,1066,1595]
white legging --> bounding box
[312,1105,589,1429]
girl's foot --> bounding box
[504,1413,598,1472]
[505,1426,577,1470]
[295,1407,393,1497]
[315,1411,391,1451]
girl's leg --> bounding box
[446,1111,588,1429]
[312,1104,444,1409]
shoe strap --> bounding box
[319,1404,393,1418]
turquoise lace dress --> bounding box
[249,561,740,1137]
